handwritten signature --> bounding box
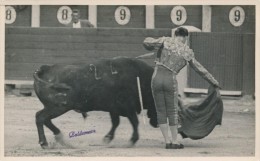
[69,129,96,138]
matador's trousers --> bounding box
[151,65,179,126]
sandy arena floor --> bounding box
[4,93,255,157]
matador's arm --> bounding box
[143,37,166,52]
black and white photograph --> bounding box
[0,1,259,159]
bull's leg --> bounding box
[127,113,139,146]
[44,119,73,148]
[44,119,60,135]
[35,109,49,149]
[45,118,76,149]
[44,120,64,147]
[103,112,120,144]
[36,107,70,149]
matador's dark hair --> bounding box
[174,27,189,37]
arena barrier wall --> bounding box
[5,27,255,94]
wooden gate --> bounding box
[188,32,244,91]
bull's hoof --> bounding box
[54,132,75,148]
[126,142,135,148]
[39,141,48,149]
[129,136,139,146]
[103,135,114,144]
[54,132,64,143]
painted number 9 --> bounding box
[176,10,182,21]
[120,9,126,20]
[115,6,131,25]
[234,10,240,22]
[57,6,72,25]
[229,6,245,27]
[171,6,187,26]
[5,6,16,24]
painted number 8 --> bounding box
[62,9,68,20]
[5,6,16,24]
[6,9,12,20]
[57,6,72,25]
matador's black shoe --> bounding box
[165,143,184,149]
[165,143,172,149]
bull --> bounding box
[34,57,223,149]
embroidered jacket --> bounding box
[143,36,219,87]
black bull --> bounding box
[34,57,223,149]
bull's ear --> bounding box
[89,64,95,72]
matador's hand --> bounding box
[215,86,221,98]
